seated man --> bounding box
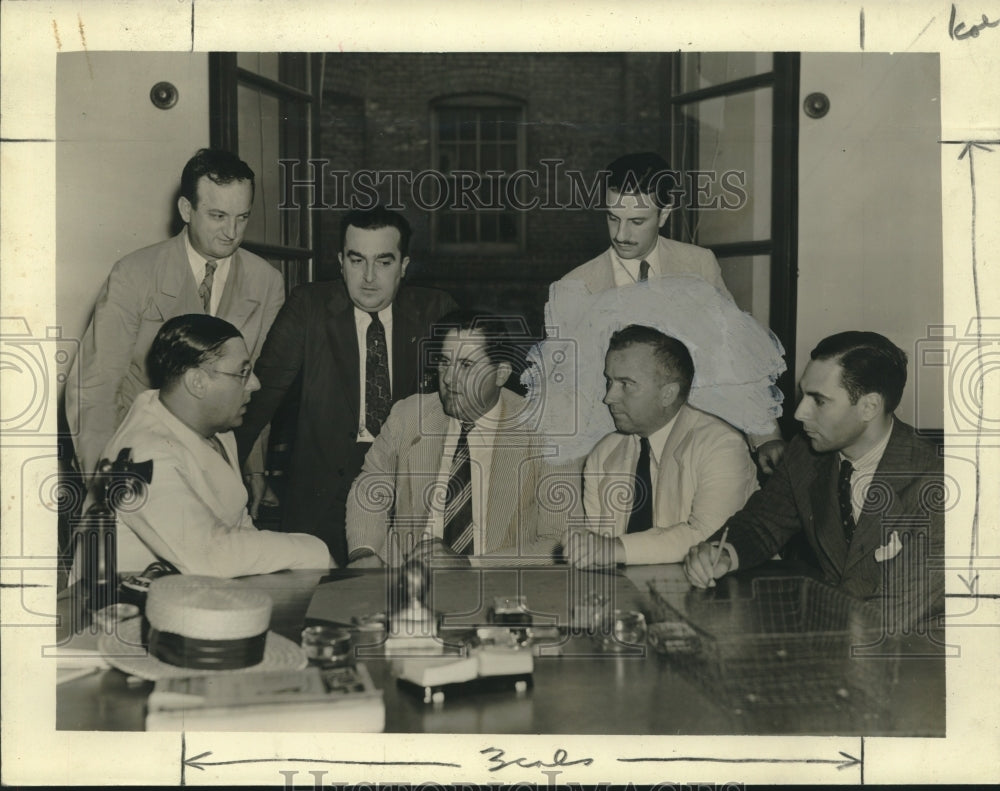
[93,314,332,576]
[684,331,944,628]
[570,325,759,567]
[346,310,562,567]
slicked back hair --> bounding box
[339,205,412,259]
[605,151,675,209]
[180,148,256,208]
[607,324,694,400]
[810,331,908,413]
[149,314,243,390]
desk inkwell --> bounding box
[383,558,444,655]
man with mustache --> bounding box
[559,151,785,473]
[95,314,331,577]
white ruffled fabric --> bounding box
[521,274,786,461]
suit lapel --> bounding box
[843,422,912,573]
[405,394,448,520]
[325,286,361,424]
[587,250,616,294]
[602,433,635,535]
[216,249,263,329]
[483,390,527,552]
[157,233,201,314]
[392,293,422,396]
[806,451,847,574]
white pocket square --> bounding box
[874,531,903,562]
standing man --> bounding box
[570,325,758,567]
[346,311,562,567]
[66,148,284,481]
[558,150,784,472]
[84,314,331,577]
[236,206,456,567]
[561,151,730,296]
[684,332,944,628]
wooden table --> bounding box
[56,563,944,735]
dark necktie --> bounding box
[838,459,856,542]
[443,423,475,554]
[365,312,392,436]
[198,260,217,313]
[638,259,650,281]
[626,436,653,534]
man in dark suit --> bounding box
[236,206,456,567]
[66,148,284,478]
[684,331,944,630]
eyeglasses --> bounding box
[206,366,254,385]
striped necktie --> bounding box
[198,260,217,313]
[443,423,475,554]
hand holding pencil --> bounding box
[683,527,733,588]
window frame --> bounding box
[429,93,527,255]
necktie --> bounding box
[626,437,653,534]
[365,312,392,436]
[198,260,217,313]
[838,459,856,542]
[443,423,475,554]
[638,259,650,281]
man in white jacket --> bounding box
[570,324,759,567]
[98,314,331,577]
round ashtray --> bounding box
[301,625,353,665]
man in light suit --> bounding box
[685,332,944,629]
[235,207,456,568]
[569,325,759,567]
[347,311,562,567]
[561,151,730,297]
[559,151,785,473]
[66,149,284,483]
[89,314,331,577]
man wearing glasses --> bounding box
[98,314,332,577]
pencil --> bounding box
[709,526,730,583]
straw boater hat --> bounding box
[99,576,306,680]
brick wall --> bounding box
[316,52,666,336]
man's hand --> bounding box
[348,553,385,569]
[755,439,787,476]
[246,473,267,520]
[407,536,471,568]
[683,540,733,588]
[567,530,623,568]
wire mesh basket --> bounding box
[646,576,899,713]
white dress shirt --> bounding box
[640,410,682,517]
[183,230,232,316]
[354,305,394,442]
[610,240,664,287]
[840,418,894,522]
[425,398,504,553]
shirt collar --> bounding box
[840,417,894,473]
[643,408,682,466]
[453,393,505,436]
[354,304,394,324]
[610,237,662,281]
[183,228,233,270]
